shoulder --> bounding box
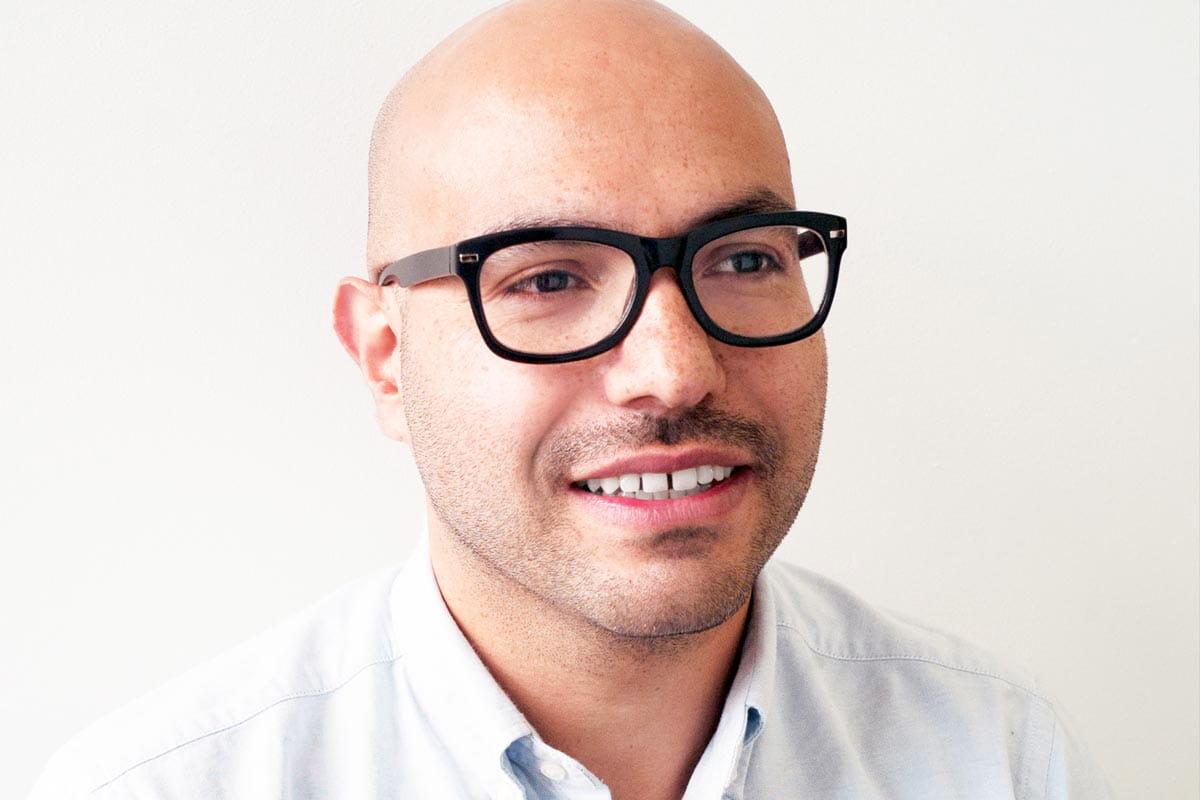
[753,561,1113,798]
[30,565,408,798]
[761,558,1045,697]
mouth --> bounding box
[571,464,743,501]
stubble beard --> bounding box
[399,336,822,644]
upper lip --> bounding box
[569,446,754,483]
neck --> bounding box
[430,531,750,800]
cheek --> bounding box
[401,297,590,479]
[723,338,828,439]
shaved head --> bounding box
[337,0,826,665]
[365,0,790,277]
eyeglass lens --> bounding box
[476,225,829,356]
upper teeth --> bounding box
[580,465,736,500]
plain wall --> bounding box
[2,1,1196,797]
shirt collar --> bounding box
[390,537,780,799]
[682,566,778,800]
[389,536,533,796]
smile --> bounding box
[573,465,740,501]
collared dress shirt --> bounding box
[30,539,1111,799]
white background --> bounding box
[2,1,1196,797]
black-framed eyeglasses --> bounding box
[378,211,847,364]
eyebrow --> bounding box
[687,188,797,227]
[481,187,796,237]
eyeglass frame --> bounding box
[377,210,847,365]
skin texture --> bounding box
[335,2,827,797]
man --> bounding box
[31,1,1111,797]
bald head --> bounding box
[365,0,791,277]
[336,0,829,661]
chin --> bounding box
[574,554,757,640]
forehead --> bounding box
[428,97,787,229]
[371,26,793,261]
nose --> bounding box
[602,268,726,413]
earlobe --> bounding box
[332,277,411,442]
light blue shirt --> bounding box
[30,539,1111,798]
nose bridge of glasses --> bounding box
[626,234,710,341]
[625,234,707,339]
[641,235,686,273]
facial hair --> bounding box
[399,328,822,641]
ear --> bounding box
[333,277,411,442]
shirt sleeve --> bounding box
[1040,706,1115,800]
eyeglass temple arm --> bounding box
[378,246,455,287]
[796,230,826,260]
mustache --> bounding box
[543,405,781,479]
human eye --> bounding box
[505,266,587,295]
[481,240,607,303]
[706,248,784,277]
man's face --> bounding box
[371,14,827,639]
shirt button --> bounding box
[538,760,568,781]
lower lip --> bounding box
[568,469,751,531]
